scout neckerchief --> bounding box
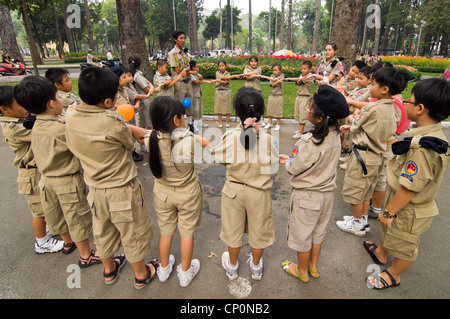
[174,47,188,69]
[392,136,449,155]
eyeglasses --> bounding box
[402,100,420,106]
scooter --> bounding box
[0,59,32,76]
[80,58,122,71]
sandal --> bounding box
[78,249,102,268]
[103,254,127,285]
[363,241,386,265]
[308,268,320,279]
[366,269,400,290]
[282,260,309,283]
[62,242,77,255]
[134,259,160,289]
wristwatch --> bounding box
[383,209,397,219]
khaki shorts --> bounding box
[342,150,382,205]
[294,95,310,124]
[17,167,44,218]
[174,81,194,117]
[138,96,153,128]
[153,179,202,238]
[380,204,433,261]
[220,180,275,249]
[287,189,334,252]
[87,178,153,263]
[39,172,92,242]
[374,145,394,192]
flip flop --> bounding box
[281,260,309,283]
[366,269,400,290]
[363,241,386,265]
[308,268,320,279]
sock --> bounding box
[187,116,192,125]
[36,236,48,246]
[371,205,381,214]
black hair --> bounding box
[14,76,57,115]
[0,85,14,109]
[189,60,197,69]
[78,67,118,106]
[352,60,367,70]
[148,96,186,179]
[411,78,450,122]
[371,67,409,96]
[359,66,372,79]
[156,59,168,69]
[305,98,340,145]
[325,42,337,51]
[370,60,394,74]
[217,59,227,66]
[272,63,282,71]
[128,56,142,76]
[172,30,185,42]
[249,55,258,63]
[233,87,265,150]
[302,60,313,69]
[45,68,69,85]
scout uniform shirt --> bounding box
[31,115,80,177]
[296,73,314,96]
[315,57,342,86]
[351,98,397,156]
[153,71,174,96]
[286,129,341,192]
[386,123,449,218]
[339,75,359,95]
[215,70,231,91]
[0,116,35,168]
[168,46,190,81]
[244,66,262,92]
[65,104,137,189]
[349,85,371,103]
[210,126,279,190]
[58,90,81,115]
[145,129,198,187]
[116,86,131,107]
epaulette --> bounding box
[299,132,313,144]
[105,110,126,124]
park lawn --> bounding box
[0,78,422,119]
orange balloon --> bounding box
[116,104,135,122]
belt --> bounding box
[182,78,191,83]
[230,180,246,186]
[353,144,372,152]
[20,164,37,169]
[352,146,367,175]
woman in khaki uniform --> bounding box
[211,87,279,281]
[313,43,343,86]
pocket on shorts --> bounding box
[383,227,419,261]
[17,176,32,195]
[342,178,366,203]
[222,182,238,199]
[109,201,133,223]
[56,186,79,204]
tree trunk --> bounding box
[20,0,42,74]
[312,0,320,53]
[331,0,362,71]
[381,0,393,55]
[116,0,153,82]
[287,0,292,50]
[373,0,381,54]
[280,0,284,49]
[52,5,65,58]
[83,0,95,51]
[361,8,368,53]
[62,0,75,52]
[225,0,231,49]
[187,0,199,54]
[0,5,24,62]
[248,0,252,53]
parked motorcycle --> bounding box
[80,58,123,71]
[0,59,32,76]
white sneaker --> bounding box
[222,251,239,280]
[342,215,370,232]
[261,122,266,127]
[157,254,175,282]
[177,259,200,287]
[336,218,366,237]
[218,124,223,128]
[292,132,301,139]
[339,156,349,163]
[264,123,273,129]
[35,236,64,254]
[225,123,230,127]
[202,122,209,128]
[139,144,148,152]
[339,163,347,170]
[274,125,280,131]
[247,253,263,280]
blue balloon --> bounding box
[182,97,191,108]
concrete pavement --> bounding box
[0,119,449,308]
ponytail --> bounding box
[128,56,142,76]
[148,130,162,178]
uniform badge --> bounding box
[291,146,299,158]
[401,160,418,182]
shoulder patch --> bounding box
[405,160,418,176]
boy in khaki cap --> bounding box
[14,76,99,266]
[0,86,63,254]
[365,78,450,290]
[65,67,159,289]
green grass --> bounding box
[0,78,421,119]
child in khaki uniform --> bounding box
[211,87,279,281]
[279,85,349,283]
[337,67,409,237]
[45,68,81,116]
[285,61,314,138]
[153,59,185,97]
[0,86,63,254]
[215,60,241,128]
[261,63,284,131]
[65,67,158,289]
[190,60,214,130]
[145,96,211,287]
[14,76,100,267]
[365,78,450,290]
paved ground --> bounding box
[0,118,449,311]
